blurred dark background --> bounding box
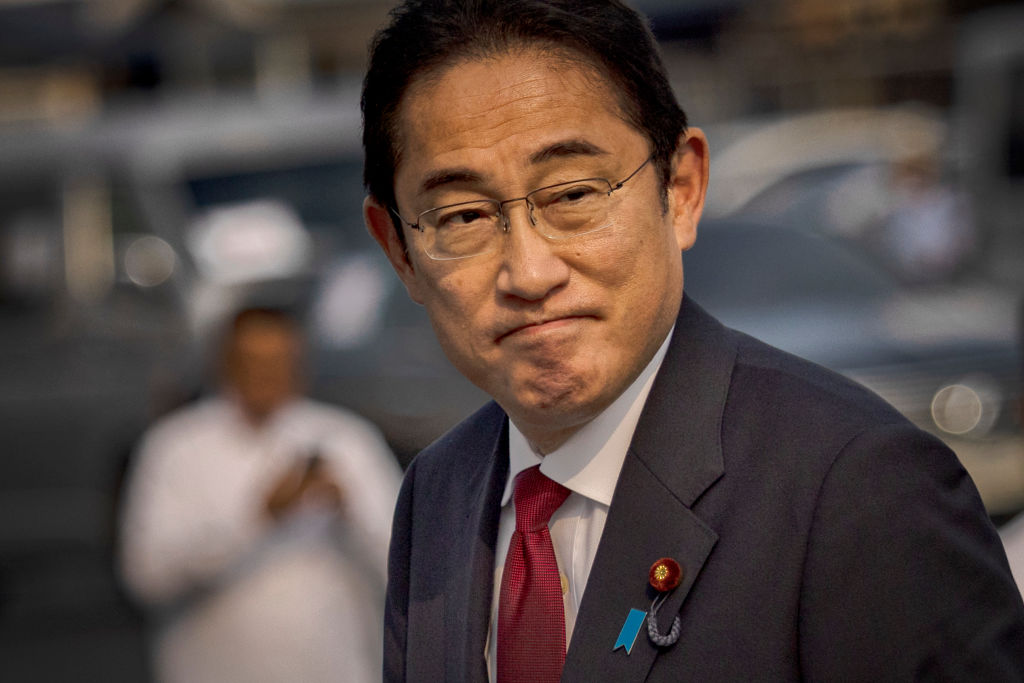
[1,0,1023,680]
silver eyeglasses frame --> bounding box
[390,156,653,260]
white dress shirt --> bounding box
[486,330,673,680]
[119,396,402,683]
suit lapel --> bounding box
[562,297,737,681]
[444,408,509,682]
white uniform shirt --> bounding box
[119,396,402,683]
[486,331,672,680]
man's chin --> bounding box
[499,378,612,446]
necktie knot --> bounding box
[513,465,571,533]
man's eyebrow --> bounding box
[417,140,609,195]
[419,169,484,194]
[529,140,610,164]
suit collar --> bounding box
[563,296,736,681]
[629,295,733,506]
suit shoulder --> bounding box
[728,329,909,433]
[710,328,942,482]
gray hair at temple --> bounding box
[360,0,688,238]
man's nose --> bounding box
[499,197,536,232]
[495,202,571,302]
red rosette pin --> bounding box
[648,557,682,593]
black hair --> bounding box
[361,0,687,234]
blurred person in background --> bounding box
[118,306,402,683]
[360,0,1024,680]
[879,152,975,284]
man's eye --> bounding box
[438,209,487,228]
[549,184,601,205]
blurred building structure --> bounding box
[1,0,1023,680]
[2,0,1021,296]
[0,0,1015,110]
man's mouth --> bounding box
[495,315,594,343]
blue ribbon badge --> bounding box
[613,608,647,654]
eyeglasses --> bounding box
[391,156,652,260]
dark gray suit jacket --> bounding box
[384,297,1024,681]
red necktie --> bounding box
[497,465,572,683]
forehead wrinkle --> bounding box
[421,58,599,143]
[395,51,638,205]
[401,93,552,177]
[451,83,575,147]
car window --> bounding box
[685,219,895,307]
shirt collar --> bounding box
[504,327,674,507]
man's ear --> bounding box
[363,195,425,304]
[667,127,710,253]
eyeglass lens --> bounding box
[422,177,616,259]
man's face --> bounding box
[366,49,707,452]
[225,321,302,423]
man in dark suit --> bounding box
[361,0,1024,680]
